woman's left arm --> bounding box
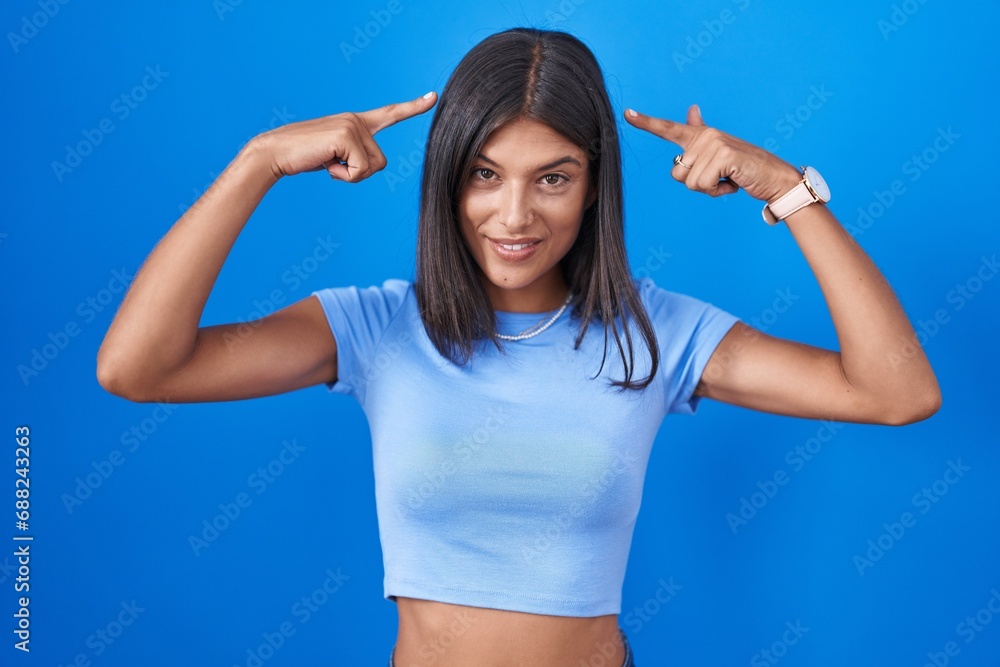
[625,105,941,426]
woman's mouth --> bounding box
[489,238,542,262]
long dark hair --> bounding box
[414,27,659,391]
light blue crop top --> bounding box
[310,277,740,617]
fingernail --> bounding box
[422,91,434,99]
[626,108,638,117]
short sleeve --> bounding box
[637,278,741,415]
[309,279,411,399]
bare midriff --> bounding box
[392,596,625,667]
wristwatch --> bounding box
[762,166,831,225]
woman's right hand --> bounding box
[252,91,438,183]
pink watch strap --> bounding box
[762,178,815,225]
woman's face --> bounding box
[457,117,596,312]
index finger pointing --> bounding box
[358,91,438,135]
[624,108,697,149]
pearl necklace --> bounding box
[495,293,573,341]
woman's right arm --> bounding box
[96,92,437,403]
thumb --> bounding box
[687,104,705,127]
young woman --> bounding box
[97,27,940,667]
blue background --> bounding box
[5,1,999,665]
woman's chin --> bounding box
[484,277,534,293]
[473,252,564,296]
[479,266,543,292]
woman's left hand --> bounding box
[624,104,802,203]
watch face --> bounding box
[804,166,831,202]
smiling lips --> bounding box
[488,237,542,261]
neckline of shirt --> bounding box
[492,305,574,342]
[493,306,566,324]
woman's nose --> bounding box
[498,184,533,229]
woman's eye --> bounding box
[542,174,564,186]
[474,168,495,180]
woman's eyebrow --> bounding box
[475,153,583,171]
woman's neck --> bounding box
[482,270,570,313]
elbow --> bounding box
[96,349,121,396]
[96,361,135,401]
[96,351,154,403]
[882,381,943,427]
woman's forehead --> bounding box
[479,118,586,162]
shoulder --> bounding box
[631,275,742,352]
[309,278,415,340]
[632,275,724,321]
[355,277,412,301]
[631,276,742,415]
[312,277,413,310]
[366,277,413,307]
